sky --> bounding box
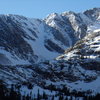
[0,0,100,18]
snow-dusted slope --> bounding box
[0,15,66,65]
[57,30,100,62]
[55,30,100,93]
[0,14,76,65]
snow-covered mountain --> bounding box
[0,8,100,99]
[0,8,100,65]
[1,30,100,98]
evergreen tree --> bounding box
[59,95,64,100]
[0,83,6,100]
[51,95,54,100]
[37,89,40,100]
[42,91,47,99]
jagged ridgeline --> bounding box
[0,8,100,100]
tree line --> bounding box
[0,83,100,100]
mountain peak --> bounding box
[84,7,100,21]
